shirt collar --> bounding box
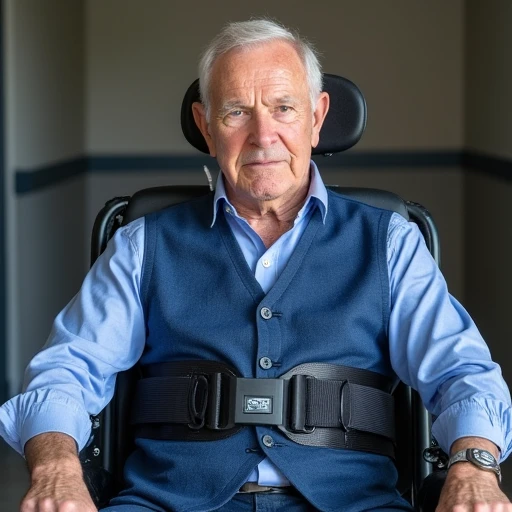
[211,160,328,227]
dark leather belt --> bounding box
[238,482,299,495]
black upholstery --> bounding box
[82,74,445,511]
[180,74,367,155]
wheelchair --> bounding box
[80,74,447,511]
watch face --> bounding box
[469,449,497,468]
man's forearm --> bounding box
[21,433,97,511]
[25,432,82,476]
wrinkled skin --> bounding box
[21,433,97,512]
[436,437,511,511]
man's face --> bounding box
[193,40,329,209]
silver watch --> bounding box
[447,448,501,483]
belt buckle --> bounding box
[234,378,285,426]
[238,482,292,494]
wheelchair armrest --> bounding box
[417,470,447,512]
[82,464,117,509]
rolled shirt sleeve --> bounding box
[387,212,512,460]
[0,218,146,455]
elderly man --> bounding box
[1,19,511,512]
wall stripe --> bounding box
[14,150,512,194]
[88,154,213,172]
[16,157,87,194]
[462,151,512,180]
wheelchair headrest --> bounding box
[180,74,367,156]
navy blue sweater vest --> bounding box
[113,191,410,512]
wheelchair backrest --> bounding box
[82,74,438,509]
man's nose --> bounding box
[248,111,279,148]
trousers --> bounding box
[100,491,413,511]
[99,493,313,512]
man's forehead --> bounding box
[210,41,307,100]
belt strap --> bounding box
[130,361,396,458]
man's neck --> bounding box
[228,185,309,249]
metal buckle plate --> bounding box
[234,378,286,425]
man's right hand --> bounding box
[21,432,97,512]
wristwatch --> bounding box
[447,448,501,483]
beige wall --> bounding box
[85,0,464,153]
[464,0,512,382]
[12,1,85,168]
[4,0,86,393]
[465,0,512,160]
[16,178,87,379]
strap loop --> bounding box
[187,375,208,430]
[289,374,315,434]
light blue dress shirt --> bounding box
[1,162,511,487]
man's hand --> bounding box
[436,437,512,512]
[436,464,511,511]
[20,433,97,512]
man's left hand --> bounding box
[436,464,512,511]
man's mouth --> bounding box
[243,160,281,166]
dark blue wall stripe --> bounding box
[16,157,87,194]
[313,150,463,168]
[88,154,214,172]
[462,151,512,180]
[14,150,512,194]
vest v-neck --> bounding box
[216,208,324,305]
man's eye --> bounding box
[278,106,292,113]
[229,110,244,117]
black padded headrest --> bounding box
[180,73,366,156]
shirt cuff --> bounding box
[0,390,92,456]
[432,399,510,462]
[20,399,92,456]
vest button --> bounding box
[260,307,273,320]
[262,435,274,448]
[259,357,273,370]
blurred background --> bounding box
[0,0,511,508]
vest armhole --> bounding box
[140,213,157,318]
[378,211,392,337]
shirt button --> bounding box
[262,259,271,268]
[259,357,273,370]
[262,435,274,448]
[260,307,272,320]
[225,206,232,214]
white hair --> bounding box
[198,19,323,119]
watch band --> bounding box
[448,448,502,484]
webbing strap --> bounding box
[133,374,210,429]
[130,361,396,458]
[134,376,199,424]
[306,379,395,439]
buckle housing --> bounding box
[203,372,318,433]
[234,378,287,426]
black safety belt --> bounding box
[130,360,396,459]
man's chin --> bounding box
[249,187,285,202]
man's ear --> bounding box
[192,102,216,157]
[310,92,330,149]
